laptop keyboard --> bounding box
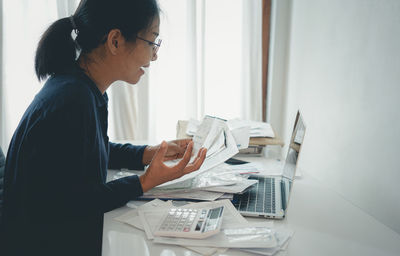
[233,176,276,214]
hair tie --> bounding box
[69,16,77,31]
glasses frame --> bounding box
[136,36,162,56]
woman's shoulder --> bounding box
[38,73,96,108]
[44,73,93,99]
[22,73,98,123]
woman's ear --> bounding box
[106,29,122,55]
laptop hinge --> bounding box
[280,180,287,211]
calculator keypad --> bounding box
[159,209,199,232]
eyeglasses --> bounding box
[136,36,162,56]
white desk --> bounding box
[102,158,400,256]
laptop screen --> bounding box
[281,111,306,210]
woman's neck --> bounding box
[78,51,114,95]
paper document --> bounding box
[230,125,250,149]
[239,227,294,255]
[241,159,302,177]
[115,199,292,254]
[200,179,258,194]
[140,189,224,201]
[115,200,225,256]
[227,162,265,174]
[227,119,275,138]
[186,118,251,149]
[138,200,277,249]
[159,116,239,187]
[186,118,201,136]
[143,163,243,196]
[144,162,255,196]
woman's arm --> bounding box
[108,142,147,170]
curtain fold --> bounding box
[0,0,262,148]
[0,0,77,152]
[108,80,144,141]
[146,0,262,142]
[242,0,263,121]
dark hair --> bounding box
[35,0,160,81]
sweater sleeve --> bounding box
[108,142,147,170]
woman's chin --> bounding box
[130,69,145,84]
[125,74,143,85]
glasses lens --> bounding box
[153,39,162,55]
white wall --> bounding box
[269,0,400,234]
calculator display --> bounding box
[204,207,224,232]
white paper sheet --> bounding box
[115,200,225,256]
[140,189,225,201]
[137,200,245,238]
[231,125,250,150]
[227,119,275,138]
[139,200,277,249]
[153,221,278,248]
[186,118,200,136]
[227,162,266,174]
[200,179,258,194]
[239,228,294,255]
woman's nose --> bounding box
[152,52,158,61]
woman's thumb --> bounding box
[153,141,168,162]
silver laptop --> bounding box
[233,111,306,219]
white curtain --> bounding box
[108,79,146,141]
[0,0,262,150]
[133,0,263,143]
[0,0,78,152]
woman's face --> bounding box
[120,16,160,84]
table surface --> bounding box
[102,155,400,256]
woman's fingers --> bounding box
[183,147,207,174]
[194,147,207,165]
[174,141,193,170]
[143,145,207,190]
[175,139,192,157]
[152,141,168,164]
[176,138,192,147]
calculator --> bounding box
[154,206,224,239]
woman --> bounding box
[1,0,207,255]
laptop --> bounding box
[232,111,306,219]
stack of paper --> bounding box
[115,199,294,256]
[186,116,251,150]
[227,119,275,138]
[187,117,275,138]
[159,116,239,188]
[140,162,262,201]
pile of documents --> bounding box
[115,199,294,256]
[158,116,240,187]
[139,115,266,200]
[186,117,276,139]
[140,162,264,201]
[112,116,295,255]
[181,116,282,155]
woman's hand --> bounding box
[163,138,192,161]
[139,141,207,192]
[142,138,193,165]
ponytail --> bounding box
[34,17,77,81]
[34,0,160,81]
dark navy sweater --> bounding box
[1,69,146,256]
